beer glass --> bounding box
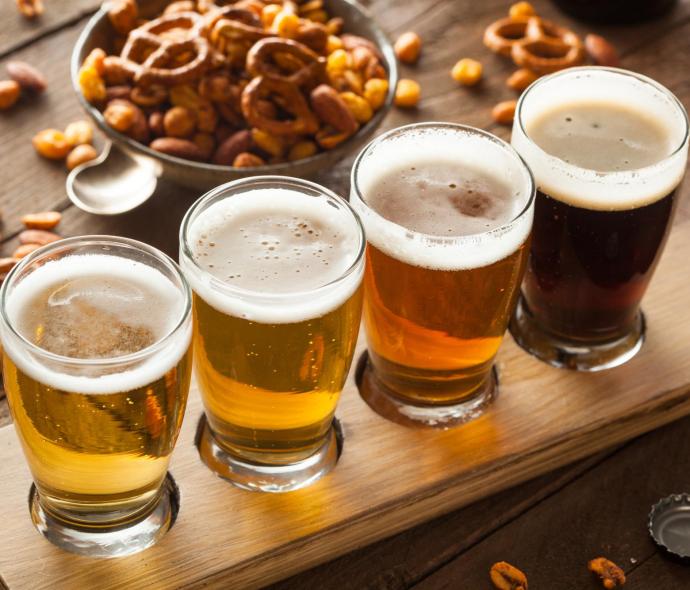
[511,67,689,370]
[351,123,535,427]
[0,236,192,557]
[180,177,364,492]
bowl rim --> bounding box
[70,0,399,173]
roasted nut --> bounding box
[492,100,517,125]
[0,81,21,110]
[150,137,205,161]
[214,123,234,144]
[326,16,344,35]
[585,34,621,67]
[149,111,165,137]
[303,8,327,23]
[299,0,323,14]
[274,11,300,37]
[327,49,351,73]
[64,120,94,146]
[13,244,41,259]
[490,561,528,590]
[509,1,536,18]
[451,58,483,86]
[394,78,421,108]
[21,211,62,230]
[66,144,98,170]
[340,91,373,123]
[212,130,253,165]
[310,84,358,135]
[394,32,422,64]
[32,129,71,160]
[588,557,626,589]
[108,0,138,35]
[288,140,318,161]
[326,34,343,54]
[16,0,43,19]
[78,64,106,104]
[19,229,61,246]
[0,258,18,273]
[363,78,389,110]
[6,61,46,93]
[506,68,538,92]
[261,3,281,27]
[104,102,136,132]
[252,128,284,158]
[199,74,233,103]
[233,152,265,167]
[84,48,106,76]
[192,132,215,159]
[164,106,197,138]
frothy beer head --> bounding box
[513,67,689,211]
[183,185,364,324]
[351,123,534,271]
[3,254,190,394]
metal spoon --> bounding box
[66,141,161,215]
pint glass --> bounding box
[511,67,689,370]
[0,236,192,557]
[351,123,535,427]
[180,177,364,492]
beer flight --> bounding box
[0,66,686,558]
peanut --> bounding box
[364,78,389,110]
[506,68,538,92]
[233,152,265,167]
[0,81,21,110]
[32,129,71,160]
[340,91,373,123]
[288,140,318,161]
[6,61,46,93]
[149,111,165,137]
[64,120,94,146]
[261,3,281,27]
[394,32,422,64]
[394,79,421,108]
[492,100,517,125]
[164,106,197,138]
[66,144,98,171]
[585,34,621,67]
[21,211,62,230]
[251,128,284,158]
[588,557,626,589]
[78,64,106,104]
[104,102,136,133]
[108,0,138,35]
[490,561,528,590]
[19,230,61,246]
[13,244,41,260]
[16,0,43,19]
[274,11,300,37]
[509,1,536,18]
[451,58,483,86]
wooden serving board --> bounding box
[2,216,690,590]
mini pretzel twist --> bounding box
[484,16,584,75]
[246,37,327,88]
[119,12,211,86]
[241,75,319,137]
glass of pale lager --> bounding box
[180,176,364,492]
[0,236,193,557]
[351,123,535,427]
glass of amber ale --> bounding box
[511,67,689,370]
[0,236,193,557]
[180,177,364,492]
[351,123,535,427]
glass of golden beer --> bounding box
[0,236,192,557]
[351,123,535,427]
[510,67,689,370]
[180,176,364,492]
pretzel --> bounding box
[119,12,211,86]
[247,38,327,89]
[484,16,584,75]
[512,17,584,74]
[241,75,319,136]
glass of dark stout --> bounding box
[511,67,689,371]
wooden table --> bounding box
[2,0,690,588]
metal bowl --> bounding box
[70,0,397,194]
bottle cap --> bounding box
[648,493,690,562]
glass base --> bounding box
[196,414,341,493]
[356,352,498,429]
[510,297,646,371]
[29,474,179,558]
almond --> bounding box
[506,68,538,92]
[212,130,253,166]
[19,229,61,246]
[6,61,47,93]
[492,100,517,125]
[13,244,41,259]
[0,258,18,273]
[21,211,62,230]
[0,80,21,110]
[585,34,620,67]
[150,137,205,161]
[310,84,358,135]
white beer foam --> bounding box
[182,188,364,324]
[351,126,534,271]
[3,255,191,395]
[512,68,689,211]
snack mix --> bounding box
[78,0,390,167]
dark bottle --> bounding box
[551,0,677,23]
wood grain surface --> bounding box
[2,0,690,588]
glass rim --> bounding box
[179,175,366,302]
[0,235,192,368]
[515,66,690,177]
[350,121,536,244]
